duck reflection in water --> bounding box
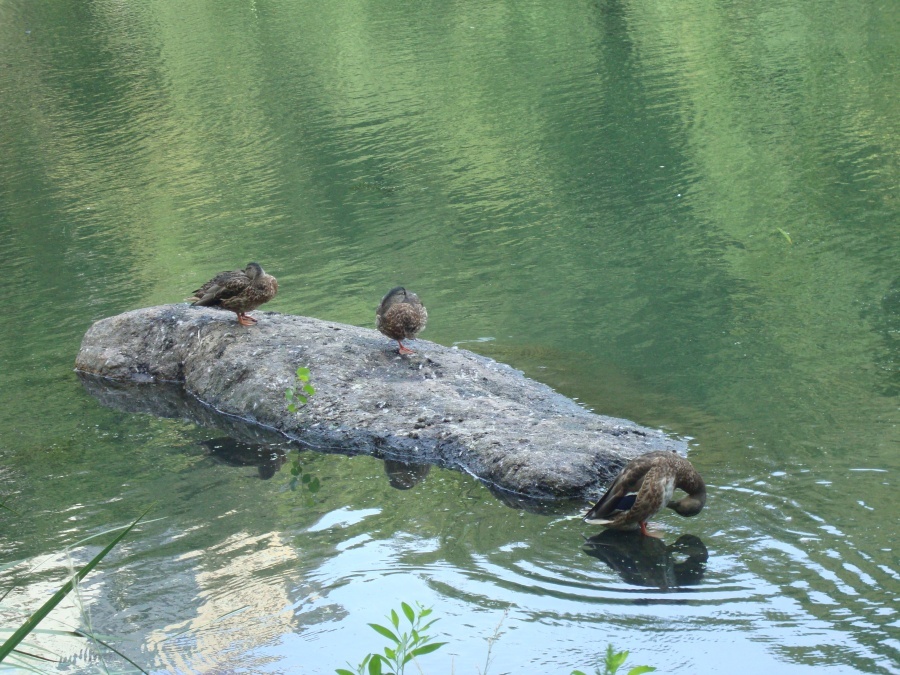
[582,530,708,590]
[199,437,287,479]
[383,459,431,489]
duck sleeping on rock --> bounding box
[584,451,706,537]
[189,262,278,326]
[376,286,427,354]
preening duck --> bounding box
[584,451,706,537]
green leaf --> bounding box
[285,389,294,400]
[367,655,383,675]
[419,608,432,618]
[303,383,316,396]
[775,227,793,245]
[296,367,310,381]
[383,646,395,660]
[410,642,446,657]
[390,610,400,629]
[627,667,656,675]
[606,646,627,672]
[301,473,312,484]
[401,602,415,624]
[308,477,321,493]
[290,465,300,476]
[0,508,150,663]
[571,671,588,675]
[335,669,356,675]
[287,404,297,413]
[368,623,400,644]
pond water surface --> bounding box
[0,0,897,673]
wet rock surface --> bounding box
[75,304,687,500]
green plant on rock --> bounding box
[285,366,315,414]
[337,602,446,675]
[572,644,656,675]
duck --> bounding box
[189,262,278,326]
[376,286,427,354]
[583,451,706,537]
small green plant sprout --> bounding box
[285,366,315,413]
[571,644,656,675]
[337,602,446,675]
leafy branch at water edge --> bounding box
[285,367,321,503]
[337,601,446,675]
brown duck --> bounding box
[376,286,427,354]
[584,451,706,537]
[189,262,278,326]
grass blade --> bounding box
[0,507,150,663]
[0,497,20,516]
[76,630,148,674]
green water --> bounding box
[1,0,897,672]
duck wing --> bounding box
[584,453,662,521]
[191,270,250,306]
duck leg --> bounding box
[640,521,663,538]
[236,312,258,326]
[397,340,415,355]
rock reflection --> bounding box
[485,482,583,515]
[199,437,288,479]
[582,530,708,590]
[78,373,293,446]
[383,459,430,489]
[78,373,297,479]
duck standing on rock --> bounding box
[376,286,427,355]
[189,262,278,326]
[584,451,706,537]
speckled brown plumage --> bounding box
[376,286,427,354]
[584,451,706,536]
[189,262,278,326]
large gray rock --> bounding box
[75,304,686,500]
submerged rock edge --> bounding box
[75,304,687,499]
